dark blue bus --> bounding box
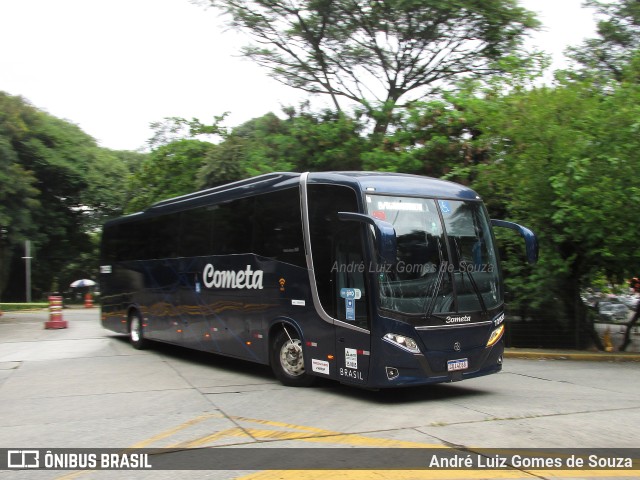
[100,172,537,388]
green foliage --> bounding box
[0,92,130,300]
[568,0,640,82]
[126,139,213,213]
[439,76,640,346]
[198,107,369,188]
[148,115,228,149]
[361,90,489,177]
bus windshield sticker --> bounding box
[345,298,355,320]
[345,348,358,369]
[372,210,386,220]
[377,201,423,212]
[340,288,361,299]
[291,299,306,306]
[438,200,452,214]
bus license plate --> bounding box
[447,358,468,372]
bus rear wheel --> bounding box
[129,312,148,350]
[270,328,315,387]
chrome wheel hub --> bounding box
[130,317,141,343]
[279,339,304,376]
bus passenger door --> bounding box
[333,226,371,385]
[306,182,371,385]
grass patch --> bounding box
[0,303,49,312]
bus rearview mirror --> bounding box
[338,212,397,266]
[491,219,539,265]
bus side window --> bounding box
[253,189,306,268]
[179,206,213,257]
[210,198,253,255]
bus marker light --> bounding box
[246,341,252,346]
[306,341,318,347]
[486,324,505,348]
[327,355,334,360]
[177,329,182,333]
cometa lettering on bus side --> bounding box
[203,264,264,290]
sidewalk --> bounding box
[504,347,640,362]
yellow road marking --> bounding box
[227,415,444,448]
[55,413,223,479]
[55,412,639,480]
[237,470,640,480]
[237,471,534,480]
[129,412,222,448]
[228,415,329,433]
[172,426,251,448]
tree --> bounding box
[147,115,228,149]
[0,95,40,298]
[0,92,130,300]
[360,83,490,177]
[198,107,369,188]
[204,0,540,136]
[568,0,640,82]
[442,77,640,349]
[125,139,214,213]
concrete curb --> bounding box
[505,348,640,362]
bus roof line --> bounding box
[149,172,300,210]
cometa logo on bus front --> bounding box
[203,264,264,290]
[445,315,471,324]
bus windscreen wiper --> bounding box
[424,237,446,317]
[461,265,487,317]
[452,238,487,318]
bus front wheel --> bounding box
[270,328,315,387]
[129,312,148,350]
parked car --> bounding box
[598,302,630,323]
[620,295,639,310]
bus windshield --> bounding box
[365,195,501,317]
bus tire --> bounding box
[270,328,315,387]
[129,312,148,350]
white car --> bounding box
[598,303,630,323]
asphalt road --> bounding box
[0,308,638,479]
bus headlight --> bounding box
[486,324,505,348]
[383,333,421,354]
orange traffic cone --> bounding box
[45,295,67,329]
[84,293,93,308]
